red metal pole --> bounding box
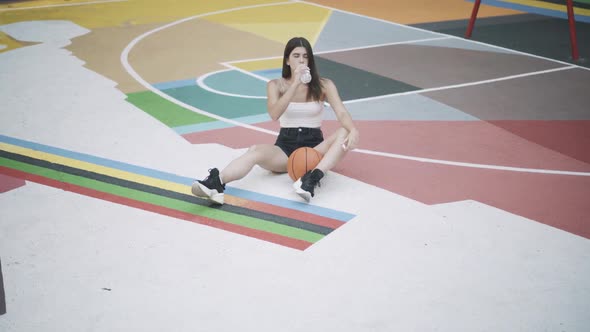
[466,0,482,38]
[566,0,579,60]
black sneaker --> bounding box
[191,168,225,204]
[293,169,324,202]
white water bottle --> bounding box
[300,69,312,84]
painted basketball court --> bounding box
[1,0,589,331]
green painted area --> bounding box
[205,70,267,96]
[316,57,420,101]
[126,91,214,127]
[0,157,323,243]
[162,84,267,119]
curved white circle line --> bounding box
[196,69,267,99]
[121,2,291,135]
[356,149,590,176]
[121,2,590,177]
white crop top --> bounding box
[279,101,324,128]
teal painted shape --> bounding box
[316,57,419,101]
[204,70,267,97]
[314,11,441,52]
[162,84,267,119]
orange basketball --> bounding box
[287,147,323,181]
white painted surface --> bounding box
[0,19,588,332]
[2,185,589,331]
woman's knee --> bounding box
[246,144,265,155]
[335,127,348,140]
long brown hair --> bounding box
[281,37,323,102]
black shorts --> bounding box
[274,127,324,157]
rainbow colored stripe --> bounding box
[0,135,355,250]
[466,0,590,22]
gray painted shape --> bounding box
[414,38,517,55]
[324,94,478,121]
[423,68,590,120]
[314,11,441,52]
[0,20,89,44]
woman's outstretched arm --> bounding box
[323,79,360,150]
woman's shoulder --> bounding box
[268,77,288,93]
[320,77,335,87]
[268,78,280,87]
[320,77,336,93]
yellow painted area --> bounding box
[203,2,332,45]
[0,142,190,195]
[0,31,27,53]
[0,0,280,29]
[0,0,102,10]
[231,58,283,71]
[503,0,590,15]
[0,142,249,205]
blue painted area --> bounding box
[174,113,271,134]
[464,0,590,23]
[226,187,355,222]
[0,135,354,222]
[0,134,191,184]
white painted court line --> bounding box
[122,2,590,177]
[314,36,453,55]
[344,65,578,104]
[221,62,272,83]
[121,1,294,136]
[221,55,577,105]
[302,0,590,72]
[0,0,127,11]
[222,36,451,65]
[356,148,590,176]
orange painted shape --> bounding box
[309,0,523,24]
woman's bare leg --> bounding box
[220,144,288,184]
[292,127,349,201]
[193,144,287,204]
[313,127,349,173]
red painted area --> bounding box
[332,120,590,172]
[232,197,345,229]
[0,173,26,193]
[0,167,313,250]
[184,120,590,172]
[339,152,590,239]
[488,120,590,164]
